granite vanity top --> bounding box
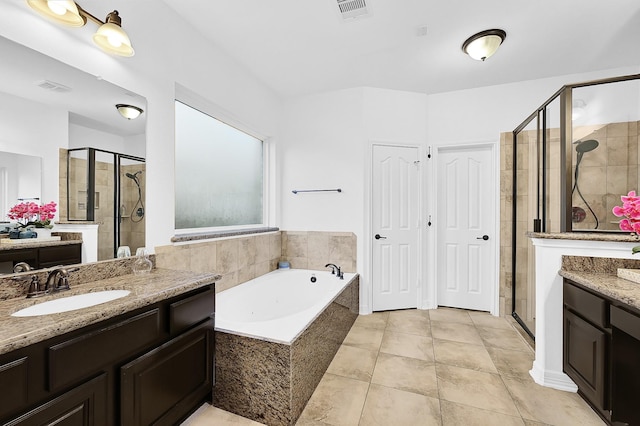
[0,268,220,355]
[0,239,82,250]
[529,231,638,242]
[559,269,640,312]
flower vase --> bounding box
[36,228,52,239]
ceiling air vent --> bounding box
[337,0,370,20]
[35,80,72,93]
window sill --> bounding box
[171,227,279,243]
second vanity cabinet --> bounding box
[0,283,215,425]
[563,279,640,425]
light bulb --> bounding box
[47,1,67,15]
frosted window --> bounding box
[175,101,263,229]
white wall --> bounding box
[280,87,428,312]
[0,1,282,252]
[0,91,67,210]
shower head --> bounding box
[574,139,599,153]
[125,170,143,180]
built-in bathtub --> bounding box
[213,269,359,426]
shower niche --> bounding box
[508,74,640,338]
[63,147,146,260]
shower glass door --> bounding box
[570,79,640,232]
[119,158,146,255]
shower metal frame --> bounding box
[66,147,145,257]
[511,73,640,339]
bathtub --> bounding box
[213,268,359,426]
[215,268,356,343]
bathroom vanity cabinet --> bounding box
[0,242,81,270]
[563,279,640,425]
[0,284,215,425]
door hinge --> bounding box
[427,146,432,159]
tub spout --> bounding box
[325,263,343,279]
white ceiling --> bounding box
[0,35,146,137]
[162,0,640,99]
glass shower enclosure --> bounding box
[511,74,640,339]
[64,148,145,260]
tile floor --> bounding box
[182,308,605,426]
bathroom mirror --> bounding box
[0,35,147,263]
[0,152,42,219]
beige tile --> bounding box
[359,384,441,426]
[502,375,606,425]
[238,237,257,269]
[486,346,535,379]
[477,326,533,352]
[379,330,434,362]
[285,233,308,258]
[342,325,384,352]
[326,345,378,382]
[523,421,553,426]
[429,307,473,324]
[441,400,525,426]
[436,364,520,416]
[255,234,271,263]
[434,339,497,373]
[296,373,369,426]
[181,404,264,425]
[270,233,282,259]
[386,309,431,336]
[371,353,438,398]
[469,312,514,330]
[353,312,389,330]
[189,243,217,273]
[431,321,483,345]
[217,239,239,274]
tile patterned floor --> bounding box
[182,308,605,426]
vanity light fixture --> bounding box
[116,104,143,120]
[26,0,135,57]
[462,29,506,61]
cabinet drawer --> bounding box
[564,281,608,328]
[169,288,215,335]
[611,305,640,341]
[48,309,161,391]
[38,244,81,268]
[0,357,29,419]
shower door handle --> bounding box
[477,235,489,241]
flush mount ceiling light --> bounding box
[116,104,143,120]
[26,0,134,57]
[462,29,506,61]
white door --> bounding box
[437,145,495,312]
[372,144,420,311]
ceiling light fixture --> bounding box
[26,0,134,57]
[462,29,506,61]
[116,104,143,120]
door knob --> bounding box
[374,234,387,240]
[476,235,489,240]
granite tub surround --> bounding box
[559,255,640,311]
[0,267,220,355]
[214,275,359,426]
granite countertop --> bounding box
[0,268,220,355]
[0,239,82,250]
[528,232,638,242]
[559,269,640,312]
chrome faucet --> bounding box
[45,267,72,293]
[13,262,33,273]
[325,263,343,279]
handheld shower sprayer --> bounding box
[572,139,599,228]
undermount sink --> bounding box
[11,290,131,317]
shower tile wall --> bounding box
[155,231,357,293]
[572,121,640,231]
[119,164,146,253]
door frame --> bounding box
[429,141,500,316]
[364,141,425,314]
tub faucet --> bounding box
[45,267,72,293]
[325,263,343,279]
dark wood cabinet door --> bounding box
[120,320,214,426]
[564,308,608,412]
[4,374,107,426]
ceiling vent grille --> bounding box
[337,0,370,20]
[35,80,72,93]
